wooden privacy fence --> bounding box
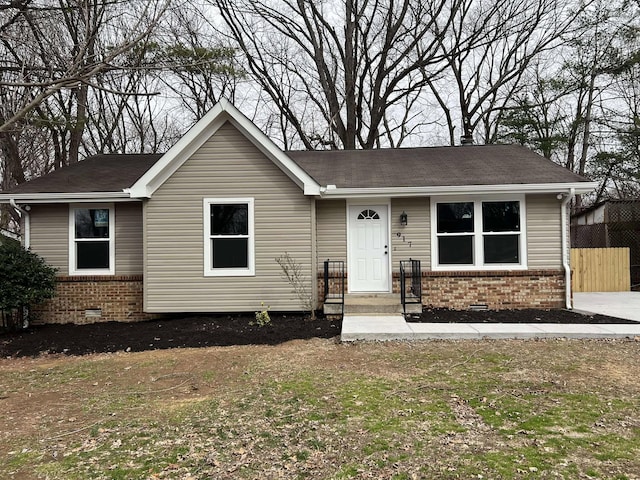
[571,247,630,292]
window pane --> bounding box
[482,201,520,232]
[213,238,248,268]
[75,209,109,238]
[211,204,248,235]
[77,241,110,269]
[437,203,474,233]
[358,209,379,220]
[438,235,473,264]
[484,234,520,263]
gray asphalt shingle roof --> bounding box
[3,154,161,194]
[287,145,588,188]
[2,145,589,196]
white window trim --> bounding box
[69,203,115,276]
[430,195,527,271]
[203,197,255,277]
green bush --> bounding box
[0,241,57,319]
[253,302,271,327]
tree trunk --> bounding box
[343,0,356,149]
[0,132,26,186]
[68,84,88,165]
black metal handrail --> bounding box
[400,259,422,315]
[323,259,345,317]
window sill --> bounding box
[69,269,115,276]
[432,264,528,272]
[204,268,255,277]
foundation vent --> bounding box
[85,309,102,318]
[469,304,488,311]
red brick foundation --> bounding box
[414,270,565,310]
[31,275,158,325]
[35,270,565,324]
[319,270,566,310]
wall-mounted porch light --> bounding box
[400,211,408,226]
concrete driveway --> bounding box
[573,292,640,322]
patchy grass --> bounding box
[0,338,639,479]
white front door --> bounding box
[348,205,390,292]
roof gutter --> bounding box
[0,191,135,204]
[318,182,597,198]
[9,198,30,249]
[561,188,575,309]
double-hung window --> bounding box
[482,201,521,264]
[69,204,115,275]
[432,197,526,270]
[204,198,255,276]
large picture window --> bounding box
[432,197,526,270]
[69,204,114,275]
[204,198,254,276]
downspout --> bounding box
[561,188,575,309]
[310,197,318,312]
[9,198,30,249]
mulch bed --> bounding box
[0,313,341,358]
[409,308,636,324]
[0,309,635,358]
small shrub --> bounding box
[275,252,316,320]
[0,241,57,328]
[253,302,271,327]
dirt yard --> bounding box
[1,322,639,479]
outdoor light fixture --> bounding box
[400,211,408,226]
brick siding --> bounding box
[319,269,565,310]
[31,275,158,325]
[34,269,565,325]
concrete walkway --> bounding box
[573,292,640,322]
[341,314,640,342]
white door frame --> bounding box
[346,199,392,292]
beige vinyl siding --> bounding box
[144,121,313,313]
[114,202,143,275]
[391,197,430,270]
[315,199,346,272]
[29,204,68,273]
[526,194,563,268]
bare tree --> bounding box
[213,0,458,149]
[588,3,640,201]
[83,66,181,155]
[429,0,588,145]
[495,0,630,206]
[150,6,245,121]
[0,0,168,134]
[0,0,170,204]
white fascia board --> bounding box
[304,183,322,195]
[319,181,598,198]
[0,192,134,204]
[127,98,321,198]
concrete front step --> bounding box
[324,293,422,315]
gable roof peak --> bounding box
[126,99,321,198]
